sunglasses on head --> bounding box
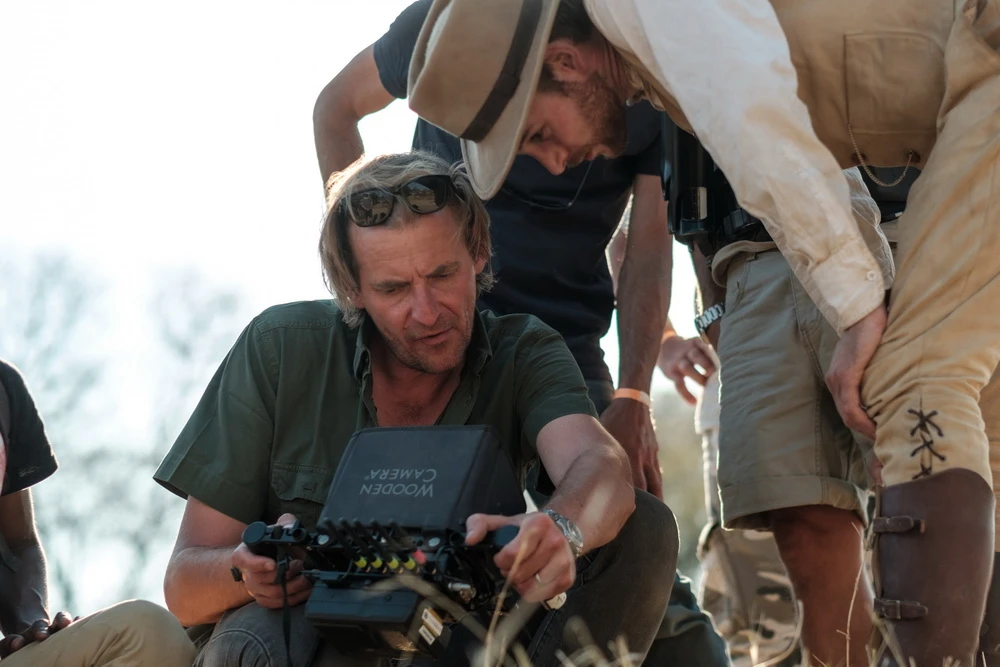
[336,174,458,227]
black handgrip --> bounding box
[242,520,308,558]
[243,521,276,557]
[491,524,520,549]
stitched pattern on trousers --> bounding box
[908,408,945,479]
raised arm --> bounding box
[314,0,434,185]
[313,45,396,185]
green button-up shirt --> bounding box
[154,300,596,529]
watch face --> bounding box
[546,510,583,555]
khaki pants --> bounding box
[716,249,869,531]
[860,2,1000,528]
[696,368,802,667]
[2,600,195,667]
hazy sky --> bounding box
[1,0,698,378]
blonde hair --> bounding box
[320,151,494,328]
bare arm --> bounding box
[601,174,671,496]
[164,497,312,626]
[313,45,396,187]
[0,490,48,635]
[614,174,671,396]
[464,414,634,603]
[164,498,254,626]
[536,414,636,552]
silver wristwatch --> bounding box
[542,509,584,559]
[694,303,725,335]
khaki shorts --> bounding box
[716,248,870,531]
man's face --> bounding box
[350,207,486,376]
[519,72,628,175]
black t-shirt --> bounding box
[0,360,57,496]
[373,0,665,384]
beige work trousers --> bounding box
[860,1,1000,529]
[1,600,195,667]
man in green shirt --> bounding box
[154,151,678,667]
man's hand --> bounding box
[599,399,662,499]
[230,513,313,609]
[0,612,73,658]
[657,335,717,405]
[826,304,888,440]
[465,512,575,603]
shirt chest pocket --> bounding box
[270,464,334,531]
[843,31,946,165]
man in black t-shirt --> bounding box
[313,2,728,665]
[0,359,195,666]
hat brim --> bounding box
[460,0,560,200]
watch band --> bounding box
[694,303,725,334]
[613,387,651,407]
[542,508,584,559]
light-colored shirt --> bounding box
[712,166,893,294]
[584,0,890,335]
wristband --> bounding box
[614,388,651,407]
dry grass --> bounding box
[375,533,640,667]
[378,499,980,667]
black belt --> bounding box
[718,208,772,248]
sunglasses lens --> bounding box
[401,176,450,214]
[352,190,394,226]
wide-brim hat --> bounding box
[407,0,560,200]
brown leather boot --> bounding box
[979,554,1000,666]
[870,468,995,667]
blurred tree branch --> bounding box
[0,253,242,612]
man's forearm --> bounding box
[545,447,636,553]
[164,546,253,627]
[314,115,365,188]
[0,540,48,635]
[312,77,366,187]
[617,253,670,393]
[616,178,671,394]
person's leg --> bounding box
[716,249,872,667]
[860,8,1000,665]
[2,599,195,667]
[770,506,870,667]
[534,376,728,665]
[526,490,677,667]
[697,526,802,667]
[979,367,1000,666]
[195,602,323,667]
[696,368,802,667]
[643,572,730,667]
[583,373,728,666]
